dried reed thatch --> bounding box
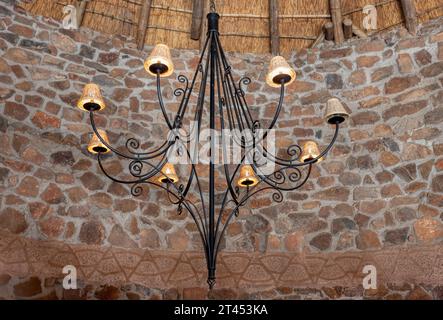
[147,0,198,51]
[279,0,330,53]
[217,0,270,54]
[19,0,443,54]
[415,0,443,23]
[82,0,141,38]
[342,0,443,34]
[21,0,142,38]
[342,0,404,33]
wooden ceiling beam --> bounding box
[400,0,418,35]
[324,21,334,41]
[311,24,326,48]
[343,18,352,39]
[329,0,344,44]
[269,0,280,55]
[136,0,152,50]
[191,0,204,40]
[199,0,209,50]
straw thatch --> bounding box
[147,0,198,50]
[342,0,404,33]
[279,0,330,53]
[18,0,443,54]
[21,0,142,38]
[416,0,443,23]
[217,0,270,53]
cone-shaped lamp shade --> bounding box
[300,141,323,163]
[88,129,111,154]
[77,83,106,112]
[325,98,349,124]
[158,163,179,184]
[266,56,296,88]
[144,44,174,77]
[237,165,259,187]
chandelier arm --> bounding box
[214,164,312,257]
[157,180,211,262]
[213,46,250,149]
[214,41,236,134]
[170,75,189,128]
[125,137,171,157]
[124,149,206,233]
[186,201,210,253]
[174,75,189,106]
[90,111,176,162]
[227,82,286,150]
[150,182,209,254]
[96,152,161,186]
[224,65,287,149]
[215,33,255,132]
[229,79,248,132]
[96,152,209,248]
[156,73,174,130]
[126,136,177,160]
[166,182,184,205]
[194,32,212,136]
[253,162,313,191]
[221,74,246,148]
[123,153,178,184]
[167,181,209,248]
[215,38,254,132]
[214,42,240,207]
[214,180,285,261]
[173,139,209,236]
[231,79,250,130]
[127,157,167,180]
[260,82,285,140]
[90,111,141,160]
[178,34,211,120]
[254,144,302,165]
[232,81,285,148]
[216,31,235,78]
[256,123,340,167]
[189,164,210,240]
[90,100,177,159]
[181,44,211,240]
[214,154,246,240]
[236,76,255,125]
[222,78,236,132]
[215,40,252,131]
[214,50,245,134]
[222,71,244,133]
[162,176,209,249]
[172,141,194,197]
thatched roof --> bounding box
[19,0,443,53]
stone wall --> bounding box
[0,230,442,300]
[0,2,443,298]
[1,275,441,300]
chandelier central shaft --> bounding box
[207,12,219,288]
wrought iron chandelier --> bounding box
[75,3,349,289]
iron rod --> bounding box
[207,12,219,289]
